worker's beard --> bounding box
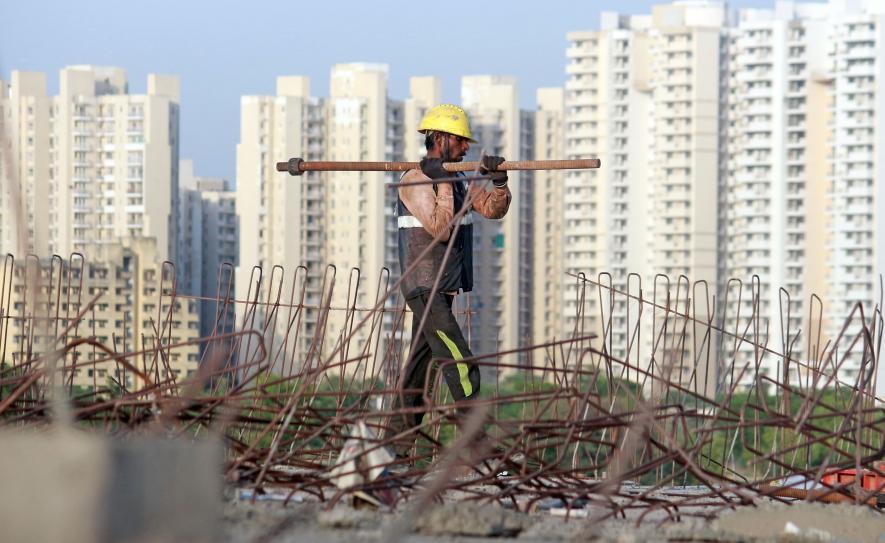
[436,133,463,162]
[440,138,462,162]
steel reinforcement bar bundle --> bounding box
[0,250,883,521]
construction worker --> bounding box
[387,104,511,456]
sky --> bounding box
[1,0,775,183]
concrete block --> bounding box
[0,430,221,542]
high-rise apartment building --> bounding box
[323,64,401,366]
[0,66,180,261]
[402,77,442,168]
[461,75,532,363]
[395,76,441,355]
[0,73,51,257]
[531,88,566,347]
[236,67,444,373]
[554,0,884,392]
[724,0,885,385]
[647,2,726,395]
[236,76,326,367]
[0,79,8,250]
[827,1,885,372]
[565,15,651,355]
[724,2,832,382]
[0,237,199,390]
[564,3,725,394]
[179,159,238,341]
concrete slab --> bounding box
[0,430,221,542]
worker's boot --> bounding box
[383,411,418,462]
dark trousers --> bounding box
[388,291,481,447]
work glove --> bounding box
[480,155,508,186]
[419,157,449,180]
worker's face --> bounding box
[441,133,470,162]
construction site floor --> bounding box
[222,488,885,543]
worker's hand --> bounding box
[480,155,508,186]
[419,157,449,180]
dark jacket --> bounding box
[397,168,511,299]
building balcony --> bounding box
[833,202,873,215]
[845,63,875,77]
[740,102,772,117]
[568,141,597,157]
[564,79,592,92]
[838,150,873,163]
[743,137,773,150]
[566,62,595,75]
[840,99,874,113]
[734,69,767,83]
[841,30,875,43]
[566,44,594,59]
[741,120,772,133]
[568,94,596,108]
[840,116,874,129]
[844,46,875,60]
[839,79,874,95]
[731,206,768,221]
[655,89,690,102]
[840,169,873,181]
[786,66,808,79]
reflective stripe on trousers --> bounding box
[435,330,473,397]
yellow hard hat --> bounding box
[417,104,476,142]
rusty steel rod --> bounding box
[2,248,883,521]
[276,157,600,176]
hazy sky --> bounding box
[2,0,774,182]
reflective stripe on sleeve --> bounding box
[397,213,473,229]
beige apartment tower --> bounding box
[724,2,833,384]
[235,75,325,368]
[460,75,532,364]
[236,66,447,374]
[0,238,199,390]
[531,88,566,348]
[402,77,442,167]
[723,0,885,387]
[323,63,401,368]
[0,66,180,261]
[564,3,724,395]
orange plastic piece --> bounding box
[821,466,885,493]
